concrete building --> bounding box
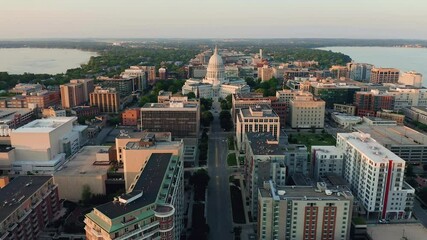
[71,106,100,119]
[333,104,356,115]
[60,82,85,108]
[258,65,274,81]
[387,88,427,111]
[354,90,395,116]
[290,92,325,129]
[9,117,87,174]
[89,87,120,114]
[236,105,280,150]
[132,65,156,85]
[10,83,43,94]
[53,146,111,202]
[157,91,173,103]
[403,106,427,125]
[121,66,149,90]
[309,83,361,108]
[25,90,60,109]
[258,181,353,240]
[337,132,414,219]
[85,153,184,240]
[0,108,35,130]
[399,71,423,88]
[370,68,400,84]
[353,124,427,164]
[0,176,60,240]
[121,108,140,126]
[311,146,344,180]
[331,113,362,129]
[347,62,374,82]
[70,79,95,102]
[375,111,404,125]
[141,100,200,139]
[243,132,308,218]
[158,67,168,80]
[330,65,349,79]
[232,93,272,123]
[42,107,66,118]
[97,76,139,97]
[0,96,28,108]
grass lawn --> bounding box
[289,133,336,150]
[230,186,246,224]
[228,135,235,150]
[227,153,237,166]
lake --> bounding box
[319,46,427,86]
[0,48,97,74]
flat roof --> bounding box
[353,125,427,146]
[0,108,33,124]
[0,176,52,223]
[94,153,173,219]
[259,184,353,201]
[411,106,427,113]
[141,102,198,109]
[54,146,110,176]
[246,132,306,155]
[239,106,278,118]
[312,145,343,155]
[12,117,76,133]
[337,132,404,163]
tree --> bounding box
[81,185,92,205]
[406,164,415,178]
[190,169,210,201]
[186,92,196,99]
[219,110,233,131]
[200,111,214,127]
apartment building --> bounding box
[370,68,400,84]
[60,82,85,108]
[336,132,414,219]
[398,71,423,88]
[258,181,353,240]
[354,90,395,116]
[25,90,60,108]
[121,66,149,91]
[89,87,120,114]
[0,176,60,240]
[85,153,184,240]
[330,65,349,79]
[0,96,27,108]
[311,146,344,180]
[122,108,140,126]
[97,76,138,97]
[69,79,95,102]
[289,92,325,129]
[258,65,274,81]
[387,88,427,111]
[347,62,374,82]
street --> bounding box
[413,199,427,227]
[207,104,234,240]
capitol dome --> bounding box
[206,46,225,86]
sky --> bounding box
[1,0,426,39]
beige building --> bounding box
[89,87,120,114]
[258,65,274,81]
[399,71,423,88]
[42,107,66,118]
[236,105,280,150]
[290,92,325,128]
[370,68,400,84]
[70,79,95,102]
[60,82,85,108]
[333,103,356,115]
[53,146,110,202]
[258,181,353,240]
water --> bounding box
[0,48,97,74]
[319,46,427,86]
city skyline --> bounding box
[1,0,427,39]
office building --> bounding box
[331,113,362,129]
[347,62,374,82]
[122,108,140,126]
[97,76,138,97]
[370,68,400,84]
[311,146,344,180]
[375,111,404,125]
[309,83,361,108]
[121,66,149,90]
[70,79,95,102]
[258,181,353,240]
[0,108,35,130]
[243,132,308,218]
[354,90,394,116]
[0,176,60,240]
[333,104,356,115]
[258,65,274,81]
[89,87,120,114]
[53,146,111,202]
[289,92,325,129]
[60,82,85,108]
[337,132,414,219]
[330,65,349,79]
[0,96,28,108]
[399,71,423,88]
[387,88,427,110]
[141,101,200,139]
[232,93,272,123]
[236,105,280,150]
[25,90,60,109]
[85,153,184,240]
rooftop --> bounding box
[12,117,76,133]
[94,153,173,219]
[312,145,343,156]
[239,105,278,118]
[54,146,111,176]
[141,102,198,109]
[246,132,306,155]
[337,132,404,163]
[0,176,52,223]
[0,108,34,124]
[353,125,427,146]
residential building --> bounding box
[337,132,414,219]
[334,104,357,115]
[25,90,60,108]
[309,83,361,108]
[89,87,120,114]
[370,68,400,84]
[137,66,156,84]
[60,82,85,108]
[258,65,274,81]
[85,153,184,240]
[0,108,35,130]
[122,108,141,126]
[399,71,423,88]
[158,67,168,80]
[258,181,353,240]
[140,101,200,139]
[97,76,138,97]
[354,90,395,116]
[0,176,60,240]
[330,65,349,79]
[403,106,427,125]
[311,146,344,180]
[9,117,87,174]
[284,69,309,80]
[387,88,427,111]
[236,105,280,150]
[243,132,308,218]
[42,107,66,118]
[289,92,325,129]
[53,146,111,202]
[347,62,374,82]
[10,83,43,94]
[353,124,427,164]
[121,66,149,90]
[70,79,95,102]
[71,106,100,119]
[0,96,27,108]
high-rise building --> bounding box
[258,181,353,240]
[140,100,200,139]
[85,153,184,240]
[60,82,85,108]
[337,132,415,219]
[97,76,137,97]
[311,146,344,180]
[387,88,427,110]
[235,105,280,150]
[0,176,60,240]
[258,65,274,81]
[121,66,149,90]
[70,79,95,102]
[309,83,361,108]
[399,71,423,88]
[347,62,374,82]
[289,92,325,128]
[330,65,349,79]
[370,68,400,84]
[354,90,395,116]
[158,67,168,80]
[89,87,120,114]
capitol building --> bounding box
[182,47,250,100]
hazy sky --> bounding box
[1,0,426,39]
